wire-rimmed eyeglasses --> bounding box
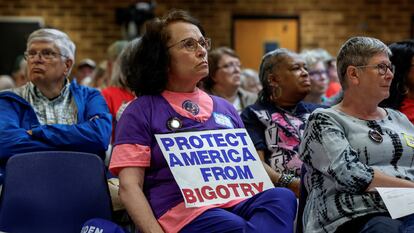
[218,61,242,71]
[167,37,211,52]
[355,63,395,75]
[24,49,68,61]
[308,70,328,80]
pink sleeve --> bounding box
[109,143,151,176]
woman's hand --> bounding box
[287,178,300,198]
[366,169,414,192]
[257,150,301,197]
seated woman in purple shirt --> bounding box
[109,10,296,233]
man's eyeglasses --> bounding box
[168,37,211,52]
[218,61,241,70]
[355,63,395,75]
[24,49,68,61]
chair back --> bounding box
[0,151,112,233]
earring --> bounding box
[270,86,282,101]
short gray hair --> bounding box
[300,49,326,71]
[241,68,259,85]
[27,28,76,78]
[337,36,391,90]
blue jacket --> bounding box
[0,80,112,184]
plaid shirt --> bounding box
[11,81,77,125]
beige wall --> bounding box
[0,0,413,70]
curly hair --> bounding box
[125,10,205,96]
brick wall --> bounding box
[0,0,413,68]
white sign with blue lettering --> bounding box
[155,128,273,208]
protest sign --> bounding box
[155,128,273,208]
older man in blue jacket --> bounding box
[0,28,112,185]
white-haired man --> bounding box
[0,28,112,185]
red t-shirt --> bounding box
[101,86,135,141]
[325,81,341,98]
[400,97,414,125]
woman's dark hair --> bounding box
[257,48,294,104]
[380,40,414,109]
[203,47,239,92]
[125,9,205,96]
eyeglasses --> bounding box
[24,49,68,61]
[167,37,211,52]
[355,63,395,75]
[218,61,241,70]
[308,70,327,76]
[308,70,327,80]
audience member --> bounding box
[109,10,296,233]
[0,28,112,185]
[380,40,414,124]
[325,58,342,97]
[90,60,108,90]
[74,58,96,86]
[240,68,262,94]
[241,48,322,196]
[101,39,138,143]
[304,48,342,99]
[204,47,257,112]
[106,40,128,84]
[11,55,28,87]
[301,49,329,105]
[300,36,414,233]
[0,75,15,90]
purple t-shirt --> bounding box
[114,94,244,218]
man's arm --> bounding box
[30,89,112,155]
[0,98,57,159]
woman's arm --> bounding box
[118,167,164,233]
[366,169,414,191]
[257,150,300,197]
[300,111,374,193]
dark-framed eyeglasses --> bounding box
[24,49,68,61]
[167,37,211,52]
[355,63,395,75]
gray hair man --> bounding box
[0,28,112,185]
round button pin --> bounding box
[167,117,182,131]
[368,129,383,143]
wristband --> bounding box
[276,173,295,187]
